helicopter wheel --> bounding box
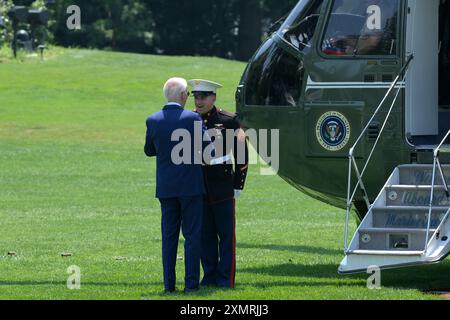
[352,200,369,223]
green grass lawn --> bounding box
[1,47,449,300]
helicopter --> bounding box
[236,0,450,273]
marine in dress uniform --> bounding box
[145,78,212,293]
[188,79,249,288]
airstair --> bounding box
[338,55,450,274]
[339,163,450,274]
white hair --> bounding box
[163,77,187,103]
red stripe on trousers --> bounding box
[230,198,236,288]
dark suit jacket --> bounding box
[145,104,210,199]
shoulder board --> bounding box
[217,108,236,119]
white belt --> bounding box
[210,154,232,165]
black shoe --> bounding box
[217,283,234,289]
[201,281,217,288]
[164,288,176,293]
[183,287,199,293]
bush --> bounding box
[0,0,13,47]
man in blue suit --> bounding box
[145,77,212,293]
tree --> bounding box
[237,0,262,61]
[148,0,240,59]
[263,0,298,23]
[0,0,13,47]
[2,0,301,59]
[52,0,154,53]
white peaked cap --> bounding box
[188,79,223,93]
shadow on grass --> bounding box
[0,280,238,299]
[150,242,343,257]
[2,263,449,295]
[371,263,450,292]
[237,243,342,256]
[241,263,344,279]
[0,280,158,287]
[241,261,450,292]
[145,286,236,298]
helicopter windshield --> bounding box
[278,0,325,53]
[321,0,400,56]
[244,39,304,107]
[244,0,324,106]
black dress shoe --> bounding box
[164,288,176,293]
[217,283,234,289]
[201,282,217,288]
[183,287,199,293]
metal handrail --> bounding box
[424,129,450,254]
[344,55,414,252]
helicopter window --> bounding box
[279,0,325,53]
[245,40,304,107]
[321,0,399,56]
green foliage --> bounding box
[1,0,302,60]
[30,0,45,9]
[149,0,241,58]
[0,0,54,51]
[0,0,13,46]
[52,0,154,53]
[263,0,298,21]
[46,0,301,59]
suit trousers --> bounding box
[159,196,203,290]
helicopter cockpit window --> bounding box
[279,0,325,53]
[245,40,304,107]
[321,0,399,56]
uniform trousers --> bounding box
[201,199,236,288]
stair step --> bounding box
[377,206,449,210]
[358,228,437,251]
[398,165,450,185]
[341,164,450,273]
[372,207,447,229]
[347,250,424,256]
[385,185,450,207]
[359,228,436,233]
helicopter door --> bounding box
[405,0,439,138]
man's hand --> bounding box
[234,189,242,199]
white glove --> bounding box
[234,189,242,199]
